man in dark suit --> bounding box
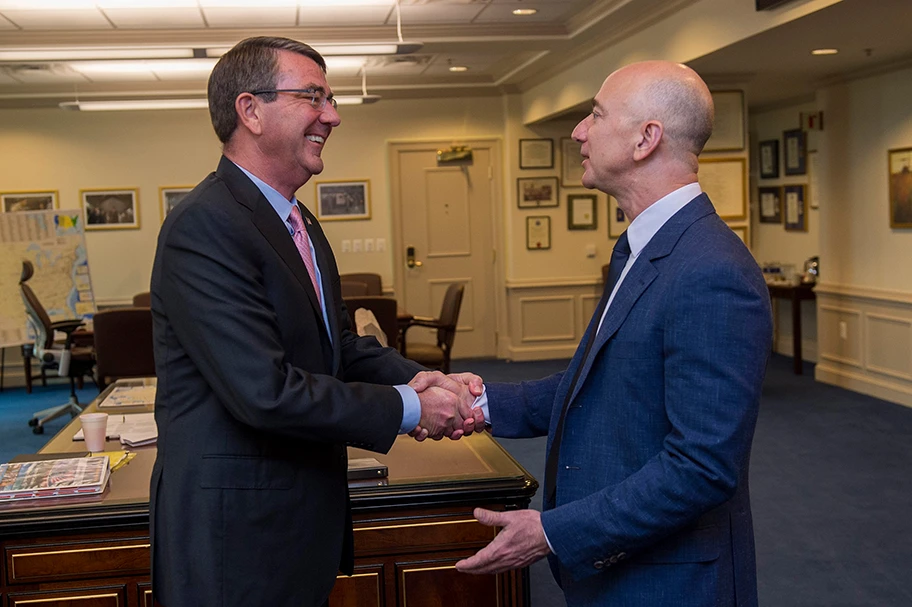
[444,61,773,605]
[150,37,474,607]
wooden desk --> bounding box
[0,387,536,607]
[767,282,816,375]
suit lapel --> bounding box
[215,157,330,339]
[565,194,716,404]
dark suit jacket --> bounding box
[149,157,423,607]
[488,194,772,607]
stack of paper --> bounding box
[0,456,111,502]
[73,413,158,447]
[99,384,156,408]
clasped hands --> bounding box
[408,371,484,441]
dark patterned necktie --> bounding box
[544,231,630,501]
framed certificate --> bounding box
[784,184,807,231]
[704,90,745,152]
[698,157,747,220]
[519,138,553,169]
[526,216,551,250]
[759,140,779,179]
[784,129,807,176]
[567,194,597,230]
[758,186,782,224]
[560,137,584,187]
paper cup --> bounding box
[80,412,109,452]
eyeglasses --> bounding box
[249,89,338,110]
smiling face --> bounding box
[255,50,341,194]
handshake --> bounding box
[408,371,485,441]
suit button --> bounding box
[593,560,604,570]
[609,555,618,564]
[617,552,628,560]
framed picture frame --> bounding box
[519,138,553,169]
[517,176,559,209]
[783,184,807,231]
[1,190,58,213]
[159,186,193,222]
[758,186,782,224]
[888,147,912,228]
[567,194,597,230]
[82,188,140,230]
[560,137,584,187]
[698,157,747,220]
[704,90,745,152]
[608,196,627,238]
[759,140,779,179]
[783,128,807,175]
[315,180,371,221]
[526,216,551,250]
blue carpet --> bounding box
[3,356,911,606]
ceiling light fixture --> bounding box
[811,48,839,55]
[512,8,538,16]
[59,99,208,111]
[449,65,468,73]
[0,47,195,61]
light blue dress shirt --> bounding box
[235,163,420,434]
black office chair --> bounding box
[340,272,383,295]
[93,308,156,390]
[19,260,96,434]
[400,283,465,374]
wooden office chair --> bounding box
[132,291,151,307]
[340,272,383,295]
[93,308,156,390]
[341,280,370,297]
[19,260,96,433]
[601,263,611,285]
[343,296,400,349]
[400,283,465,374]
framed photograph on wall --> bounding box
[608,196,627,238]
[519,138,553,169]
[159,186,193,221]
[82,188,140,230]
[517,176,559,208]
[315,180,371,221]
[560,137,585,187]
[526,216,551,250]
[888,147,912,228]
[783,128,807,175]
[567,194,597,230]
[784,184,807,231]
[1,190,58,213]
[759,140,779,179]
[758,186,782,224]
[698,157,747,220]
[704,90,745,152]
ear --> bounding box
[633,120,663,161]
[235,93,264,136]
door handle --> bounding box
[406,245,423,268]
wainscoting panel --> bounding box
[815,283,912,408]
[519,296,575,343]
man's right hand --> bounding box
[408,371,485,442]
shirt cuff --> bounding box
[474,386,490,426]
[541,523,556,553]
[394,384,421,434]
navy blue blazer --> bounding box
[149,157,423,607]
[488,194,772,607]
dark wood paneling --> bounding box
[398,559,499,607]
[7,585,126,607]
[6,540,149,583]
[330,565,384,607]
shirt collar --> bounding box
[233,162,298,230]
[625,182,702,258]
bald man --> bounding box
[450,61,772,606]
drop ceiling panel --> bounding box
[395,3,487,24]
[4,65,90,83]
[0,14,15,29]
[298,6,392,26]
[0,71,18,84]
[366,55,433,75]
[0,9,112,30]
[202,7,297,28]
[102,8,206,29]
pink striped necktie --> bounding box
[288,205,322,307]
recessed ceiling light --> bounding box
[811,48,838,55]
[449,65,468,72]
[512,8,538,16]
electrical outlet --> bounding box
[364,238,375,252]
[352,239,363,253]
[839,321,847,340]
[376,238,387,252]
[341,239,351,253]
[585,244,597,258]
